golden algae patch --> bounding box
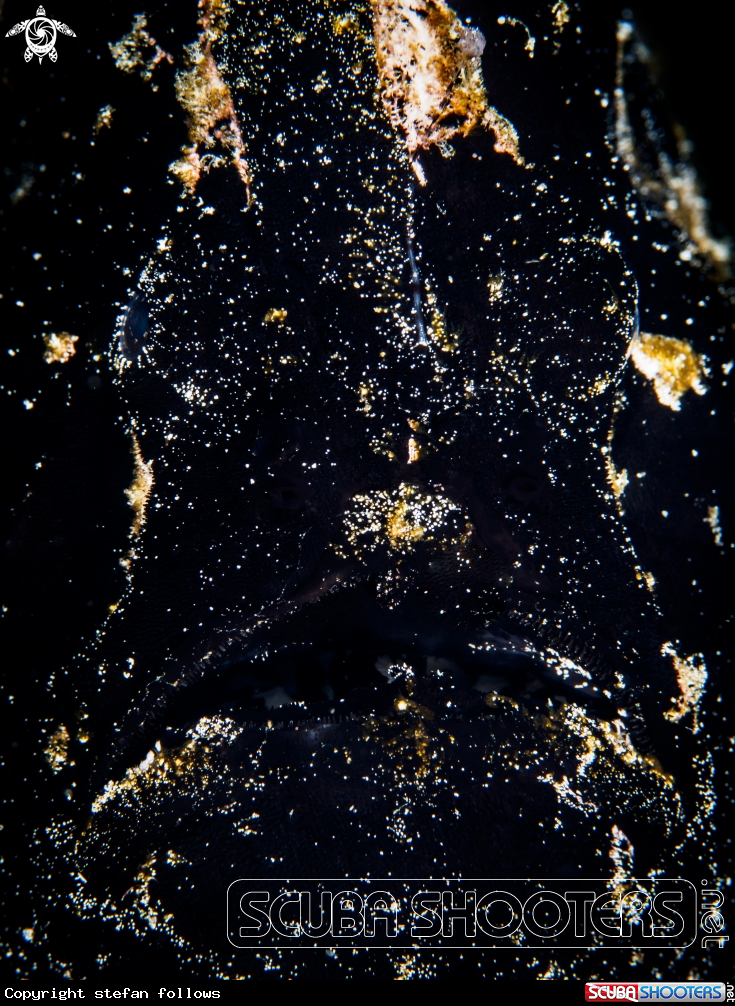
[263,307,288,324]
[42,331,78,364]
[170,0,251,199]
[604,454,629,498]
[485,696,680,847]
[425,287,459,352]
[344,483,461,554]
[125,435,154,537]
[635,569,656,594]
[93,105,114,134]
[551,1,570,32]
[89,718,237,817]
[332,10,368,41]
[614,21,731,277]
[662,642,707,733]
[44,724,70,773]
[487,272,504,302]
[705,505,724,549]
[109,14,172,82]
[370,0,522,182]
[543,701,674,783]
[357,383,374,413]
[361,681,442,790]
[663,163,731,273]
[628,332,707,410]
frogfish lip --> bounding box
[115,587,621,768]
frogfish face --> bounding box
[41,0,729,975]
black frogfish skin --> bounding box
[6,0,733,981]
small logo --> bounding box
[585,984,727,1002]
[5,5,76,64]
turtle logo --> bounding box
[5,5,76,63]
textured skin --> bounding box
[1,0,733,982]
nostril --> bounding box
[507,476,540,500]
[269,483,305,509]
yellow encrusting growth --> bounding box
[44,725,70,773]
[358,384,373,413]
[109,14,172,81]
[551,1,570,32]
[628,332,707,411]
[43,331,78,365]
[487,273,504,302]
[90,718,234,816]
[125,436,154,537]
[370,0,522,182]
[705,505,723,548]
[604,456,629,498]
[386,492,431,546]
[263,308,288,324]
[662,643,707,733]
[93,105,115,133]
[344,483,460,554]
[169,0,251,199]
[332,11,367,40]
[639,570,656,593]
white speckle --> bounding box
[661,510,669,518]
[705,505,724,548]
[685,318,694,326]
